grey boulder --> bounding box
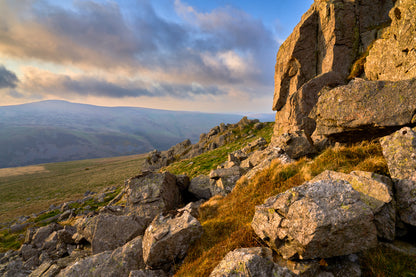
[143,210,203,269]
[252,179,378,260]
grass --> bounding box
[163,122,274,178]
[361,245,416,277]
[0,230,24,252]
[0,123,413,276]
[0,154,146,223]
[174,140,392,276]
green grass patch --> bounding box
[164,122,274,178]
[361,245,416,277]
[33,210,60,223]
[0,230,24,252]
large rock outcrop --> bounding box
[365,0,416,81]
[272,0,394,139]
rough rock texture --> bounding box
[311,170,395,240]
[209,247,279,277]
[252,180,378,260]
[129,269,167,277]
[31,224,62,249]
[272,0,394,138]
[394,179,416,226]
[312,78,416,139]
[244,145,294,179]
[241,137,267,154]
[365,0,416,81]
[58,236,145,277]
[274,71,345,137]
[380,127,416,181]
[143,210,203,269]
[125,171,182,221]
[209,166,243,196]
[75,214,144,254]
[272,130,316,159]
[188,175,212,200]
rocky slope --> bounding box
[2,0,416,276]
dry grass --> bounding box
[0,165,49,178]
[361,245,416,277]
[175,141,389,276]
[0,154,146,223]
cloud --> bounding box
[0,0,277,104]
[0,65,18,89]
[19,67,226,99]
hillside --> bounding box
[1,120,415,276]
[1,0,416,276]
[0,100,261,168]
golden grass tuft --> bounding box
[174,141,390,276]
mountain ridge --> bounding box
[0,100,274,168]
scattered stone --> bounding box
[209,166,243,196]
[58,236,145,277]
[241,137,267,154]
[175,174,190,192]
[9,223,30,234]
[31,224,62,249]
[143,211,203,270]
[244,146,294,179]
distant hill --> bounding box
[0,100,272,168]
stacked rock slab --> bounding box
[272,0,394,141]
[312,78,416,140]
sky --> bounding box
[0,0,313,113]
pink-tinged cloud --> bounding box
[0,0,277,107]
